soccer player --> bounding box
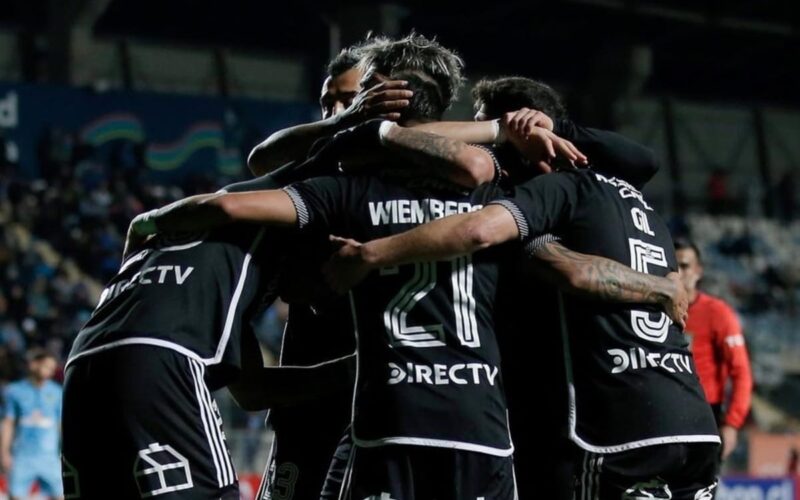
[323,164,720,499]
[469,76,664,500]
[248,40,498,500]
[409,75,664,499]
[127,43,695,500]
[247,36,410,177]
[675,238,752,461]
[1,349,63,500]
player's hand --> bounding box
[323,235,371,294]
[664,272,689,329]
[721,425,738,460]
[506,126,587,173]
[122,222,146,262]
[329,119,386,153]
[502,107,555,134]
[1,451,11,472]
[338,79,412,128]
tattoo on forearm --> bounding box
[534,241,668,304]
[391,128,468,177]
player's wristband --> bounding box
[492,119,507,145]
[131,209,159,236]
[378,120,397,144]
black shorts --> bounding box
[339,444,517,500]
[574,443,720,500]
[257,419,348,500]
[513,432,575,500]
[62,345,239,499]
[320,429,354,500]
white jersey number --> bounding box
[383,257,480,348]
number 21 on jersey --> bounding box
[382,256,480,349]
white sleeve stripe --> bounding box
[488,200,529,240]
[282,186,311,228]
[525,233,560,256]
[470,144,502,183]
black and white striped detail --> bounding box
[577,451,604,500]
[283,186,311,229]
[488,200,529,240]
[524,233,561,257]
[470,144,503,184]
[336,443,357,500]
[188,359,236,488]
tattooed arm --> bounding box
[378,123,498,187]
[529,240,688,326]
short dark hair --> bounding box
[326,36,392,78]
[327,49,361,79]
[359,33,464,114]
[674,237,702,263]
[472,76,568,120]
[392,70,445,122]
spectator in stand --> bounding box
[1,348,63,500]
[675,238,753,464]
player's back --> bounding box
[286,175,513,456]
[67,225,284,389]
[513,170,719,451]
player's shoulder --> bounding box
[698,292,740,325]
[45,380,62,394]
[698,292,735,313]
[4,380,26,396]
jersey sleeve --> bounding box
[714,302,753,428]
[469,144,503,184]
[282,176,348,230]
[488,171,580,246]
[554,119,659,190]
[1,386,17,420]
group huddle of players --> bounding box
[60,33,722,500]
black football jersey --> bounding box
[67,225,285,390]
[492,169,720,452]
[284,175,514,456]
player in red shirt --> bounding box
[675,237,753,460]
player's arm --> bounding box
[409,120,500,144]
[324,205,520,291]
[501,107,658,188]
[528,239,687,325]
[378,122,498,187]
[229,355,357,411]
[126,190,298,243]
[247,80,412,175]
[553,119,659,189]
[322,120,498,188]
[229,328,355,410]
[0,393,14,472]
[716,305,753,459]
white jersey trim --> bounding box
[67,228,266,369]
[347,295,514,459]
[210,227,265,364]
[567,383,722,454]
[352,434,514,457]
[66,337,204,369]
